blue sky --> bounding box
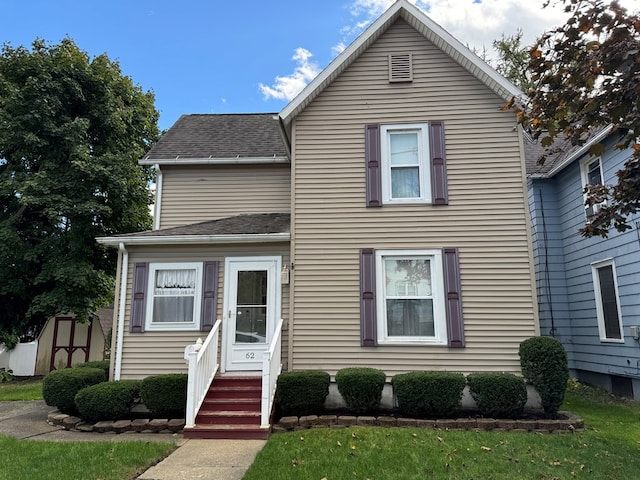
[3,0,593,130]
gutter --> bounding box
[114,242,128,380]
[96,232,291,247]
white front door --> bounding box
[223,257,281,371]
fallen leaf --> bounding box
[552,461,561,466]
[350,444,357,450]
[481,446,491,451]
[437,436,444,443]
[337,441,342,447]
[351,432,357,438]
[299,436,304,442]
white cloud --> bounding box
[259,47,321,101]
[259,0,638,103]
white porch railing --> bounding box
[261,318,284,428]
[183,319,221,428]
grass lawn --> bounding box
[0,378,43,401]
[0,434,175,480]
[243,383,640,480]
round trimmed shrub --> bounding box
[276,370,330,416]
[467,373,527,419]
[392,371,466,418]
[75,380,141,423]
[42,367,106,414]
[75,360,110,378]
[335,367,386,414]
[140,374,188,418]
[519,336,569,418]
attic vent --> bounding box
[388,53,413,82]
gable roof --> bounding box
[140,113,289,165]
[279,0,522,131]
[96,213,291,246]
[525,126,613,178]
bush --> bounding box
[519,336,569,418]
[140,374,188,418]
[42,367,106,414]
[276,371,330,416]
[467,373,527,419]
[335,367,386,414]
[392,371,466,418]
[75,380,141,423]
[75,360,110,378]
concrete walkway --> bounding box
[138,439,265,480]
[0,400,265,479]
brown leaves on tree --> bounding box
[511,0,640,237]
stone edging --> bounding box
[47,412,185,434]
[272,411,584,434]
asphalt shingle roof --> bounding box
[143,114,289,161]
[115,213,290,238]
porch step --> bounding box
[183,424,269,440]
[196,410,261,425]
[188,375,267,440]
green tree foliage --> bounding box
[492,29,535,92]
[510,0,640,237]
[0,38,159,346]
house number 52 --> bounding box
[245,352,255,359]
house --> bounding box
[97,0,539,438]
[527,129,640,399]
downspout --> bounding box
[114,242,128,380]
[153,164,163,230]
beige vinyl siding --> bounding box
[158,165,291,229]
[290,19,537,377]
[118,243,290,379]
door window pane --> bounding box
[235,270,267,343]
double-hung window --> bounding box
[580,157,605,218]
[591,259,623,342]
[375,249,446,345]
[145,262,203,331]
[380,124,431,204]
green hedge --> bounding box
[276,371,330,416]
[140,374,188,418]
[75,380,141,423]
[335,367,386,414]
[467,373,527,419]
[42,367,106,414]
[392,371,466,418]
[519,336,569,418]
[75,360,110,378]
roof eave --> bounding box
[545,126,614,177]
[139,156,290,166]
[279,0,522,130]
[96,232,291,247]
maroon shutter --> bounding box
[360,248,377,346]
[201,261,219,331]
[130,262,148,333]
[443,248,464,348]
[430,121,448,205]
[365,124,382,207]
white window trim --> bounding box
[145,262,203,331]
[375,249,447,345]
[590,258,624,343]
[580,156,606,218]
[380,123,431,204]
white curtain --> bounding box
[152,269,196,323]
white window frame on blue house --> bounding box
[590,258,624,343]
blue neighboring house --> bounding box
[526,129,640,399]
